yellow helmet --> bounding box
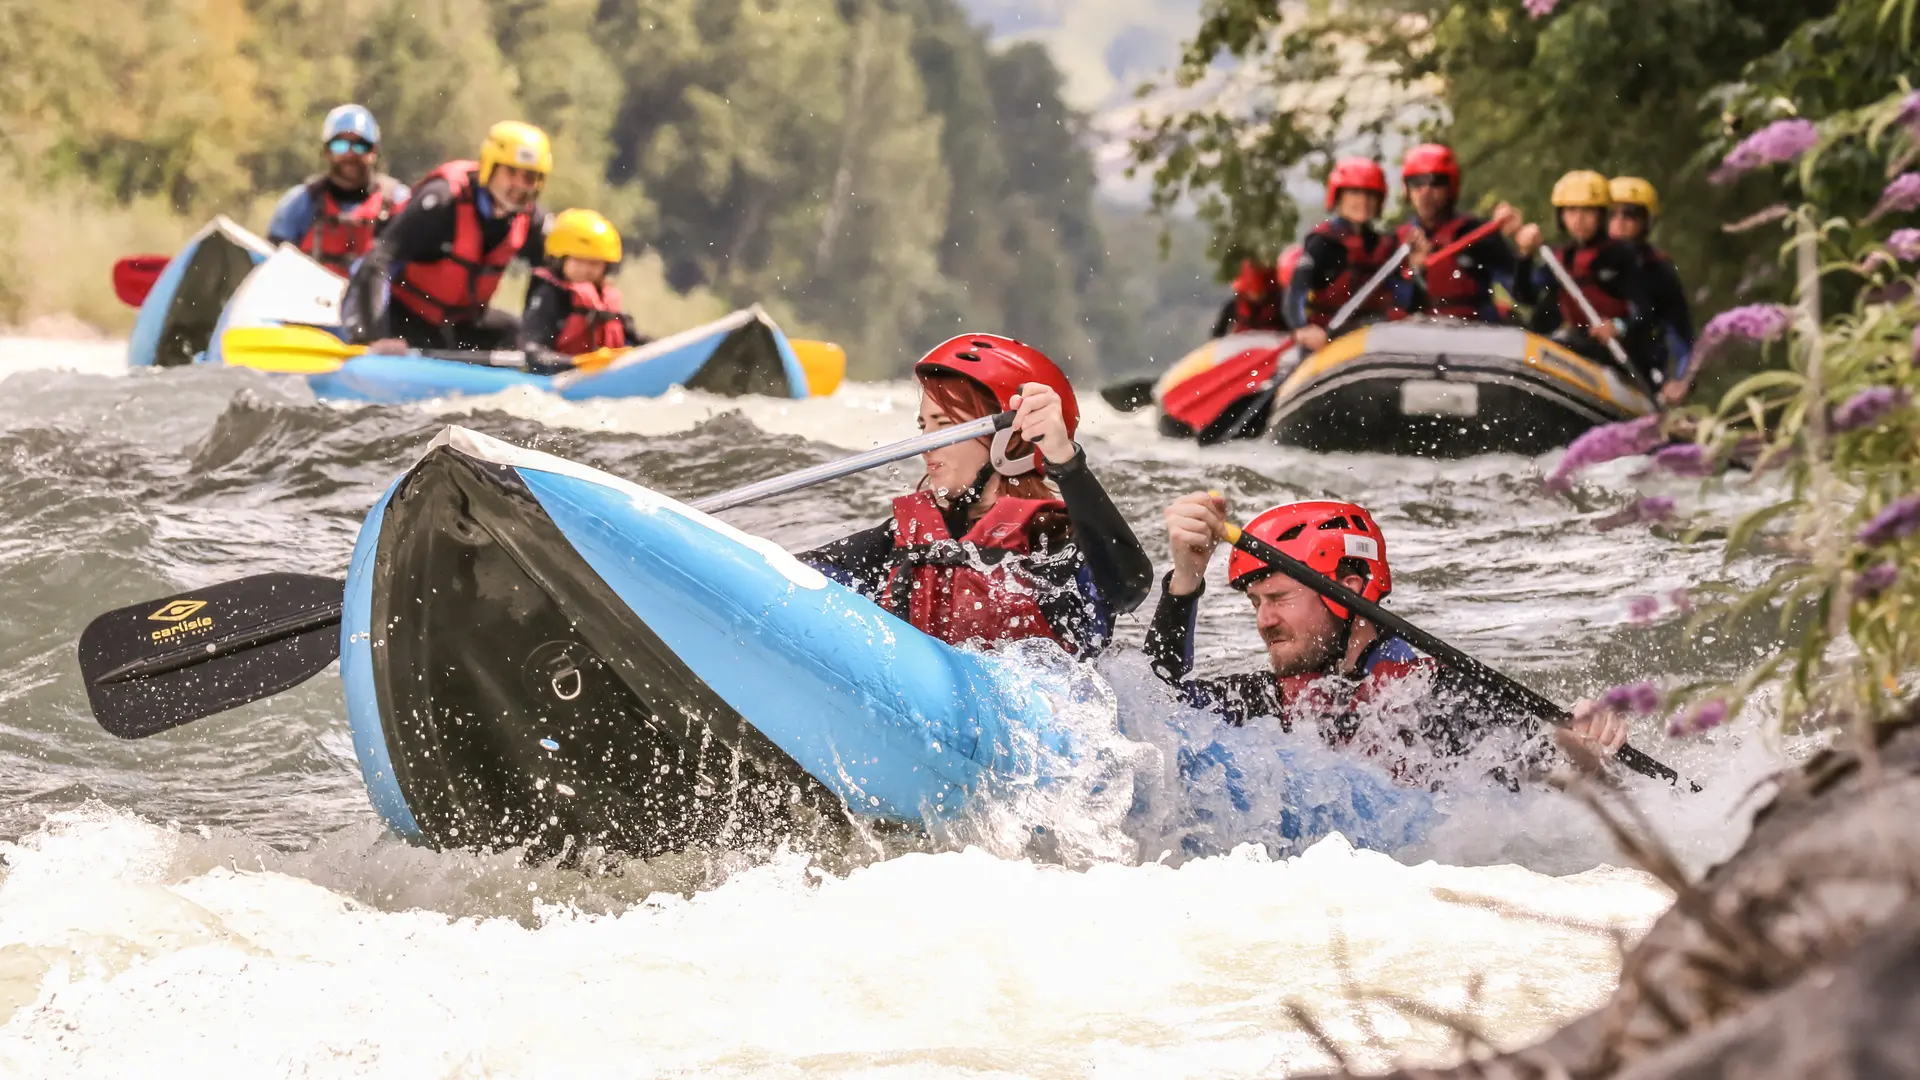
[1608,176,1660,216]
[478,121,553,183]
[546,208,622,263]
[1550,170,1611,209]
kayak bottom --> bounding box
[365,445,846,859]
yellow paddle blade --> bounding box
[791,338,846,396]
[566,346,629,373]
[220,325,364,374]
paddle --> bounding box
[1421,216,1507,269]
[1219,515,1694,789]
[113,256,169,308]
[1537,247,1655,396]
[218,324,624,376]
[76,410,1016,738]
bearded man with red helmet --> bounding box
[1145,491,1630,770]
[1285,158,1429,353]
[801,335,1153,655]
[1395,143,1525,325]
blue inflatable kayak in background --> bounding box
[308,306,812,404]
[127,217,274,369]
[338,426,1066,856]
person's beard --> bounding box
[329,157,370,191]
[1262,620,1340,677]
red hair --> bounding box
[918,372,1062,513]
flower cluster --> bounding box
[1868,173,1920,222]
[1546,414,1664,489]
[1523,0,1559,16]
[1693,303,1792,365]
[1709,120,1819,184]
[1901,90,1920,136]
[1859,495,1920,547]
[1831,386,1911,432]
[1649,442,1713,477]
[1854,561,1900,600]
[1668,698,1730,737]
[1601,681,1661,715]
[1887,229,1920,262]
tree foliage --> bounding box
[0,0,1138,374]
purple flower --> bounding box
[1868,173,1920,222]
[1694,303,1792,365]
[1901,91,1920,136]
[1859,495,1920,547]
[1523,0,1559,16]
[1595,496,1676,531]
[1668,586,1693,614]
[1888,229,1920,261]
[1668,698,1730,737]
[1831,386,1912,432]
[1710,120,1820,184]
[1547,415,1665,489]
[1854,561,1900,600]
[1601,681,1662,715]
[1913,324,1920,362]
[1628,595,1661,623]
[1650,442,1713,477]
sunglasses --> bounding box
[1404,174,1451,190]
[326,137,374,156]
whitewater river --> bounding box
[0,338,1803,1078]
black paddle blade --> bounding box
[1099,376,1158,412]
[76,573,346,739]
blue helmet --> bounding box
[321,104,381,146]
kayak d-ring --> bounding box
[523,640,592,704]
[551,665,583,701]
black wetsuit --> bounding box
[1515,239,1660,390]
[518,272,648,374]
[1622,240,1696,386]
[800,447,1154,655]
[341,177,549,351]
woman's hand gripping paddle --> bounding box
[75,411,1016,738]
[1219,513,1694,789]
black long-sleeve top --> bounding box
[342,176,548,343]
[520,273,644,352]
[799,446,1154,654]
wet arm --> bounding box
[341,179,458,343]
[1052,449,1153,617]
[1284,233,1346,328]
[266,185,315,247]
[798,521,896,598]
[519,276,569,350]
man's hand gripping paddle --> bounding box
[1217,508,1695,789]
[76,411,1016,738]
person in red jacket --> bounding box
[801,335,1153,655]
[266,105,409,277]
[1146,491,1631,782]
[1285,158,1429,353]
[1208,248,1298,338]
[519,208,646,374]
[1393,143,1523,324]
[342,121,552,354]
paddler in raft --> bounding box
[801,335,1154,655]
[341,121,553,357]
[518,208,648,374]
[265,105,410,278]
[1513,170,1662,393]
[1394,143,1524,325]
[1146,491,1633,781]
[1607,177,1697,406]
[1208,246,1299,339]
[1285,158,1430,354]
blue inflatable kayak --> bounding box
[127,217,274,369]
[306,306,812,404]
[338,426,1072,856]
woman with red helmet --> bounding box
[1143,490,1631,774]
[1285,157,1429,353]
[800,335,1153,655]
[1393,143,1526,326]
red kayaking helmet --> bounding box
[1400,143,1461,191]
[1325,158,1388,210]
[1227,500,1392,619]
[1275,244,1304,289]
[914,333,1079,476]
[1231,257,1278,298]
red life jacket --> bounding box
[1276,636,1438,786]
[391,161,531,326]
[1305,218,1404,328]
[884,491,1069,650]
[534,268,628,354]
[298,175,399,277]
[1228,261,1286,333]
[1555,239,1630,330]
[1398,214,1486,321]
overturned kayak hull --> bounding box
[338,427,1057,857]
[127,217,274,368]
[307,306,812,404]
[1267,321,1654,457]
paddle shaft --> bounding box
[1537,247,1634,369]
[692,410,1015,514]
[1222,523,1686,786]
[1328,243,1411,333]
[1424,217,1506,267]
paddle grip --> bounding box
[1222,523,1688,787]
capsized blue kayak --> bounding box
[127,217,274,368]
[307,306,811,404]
